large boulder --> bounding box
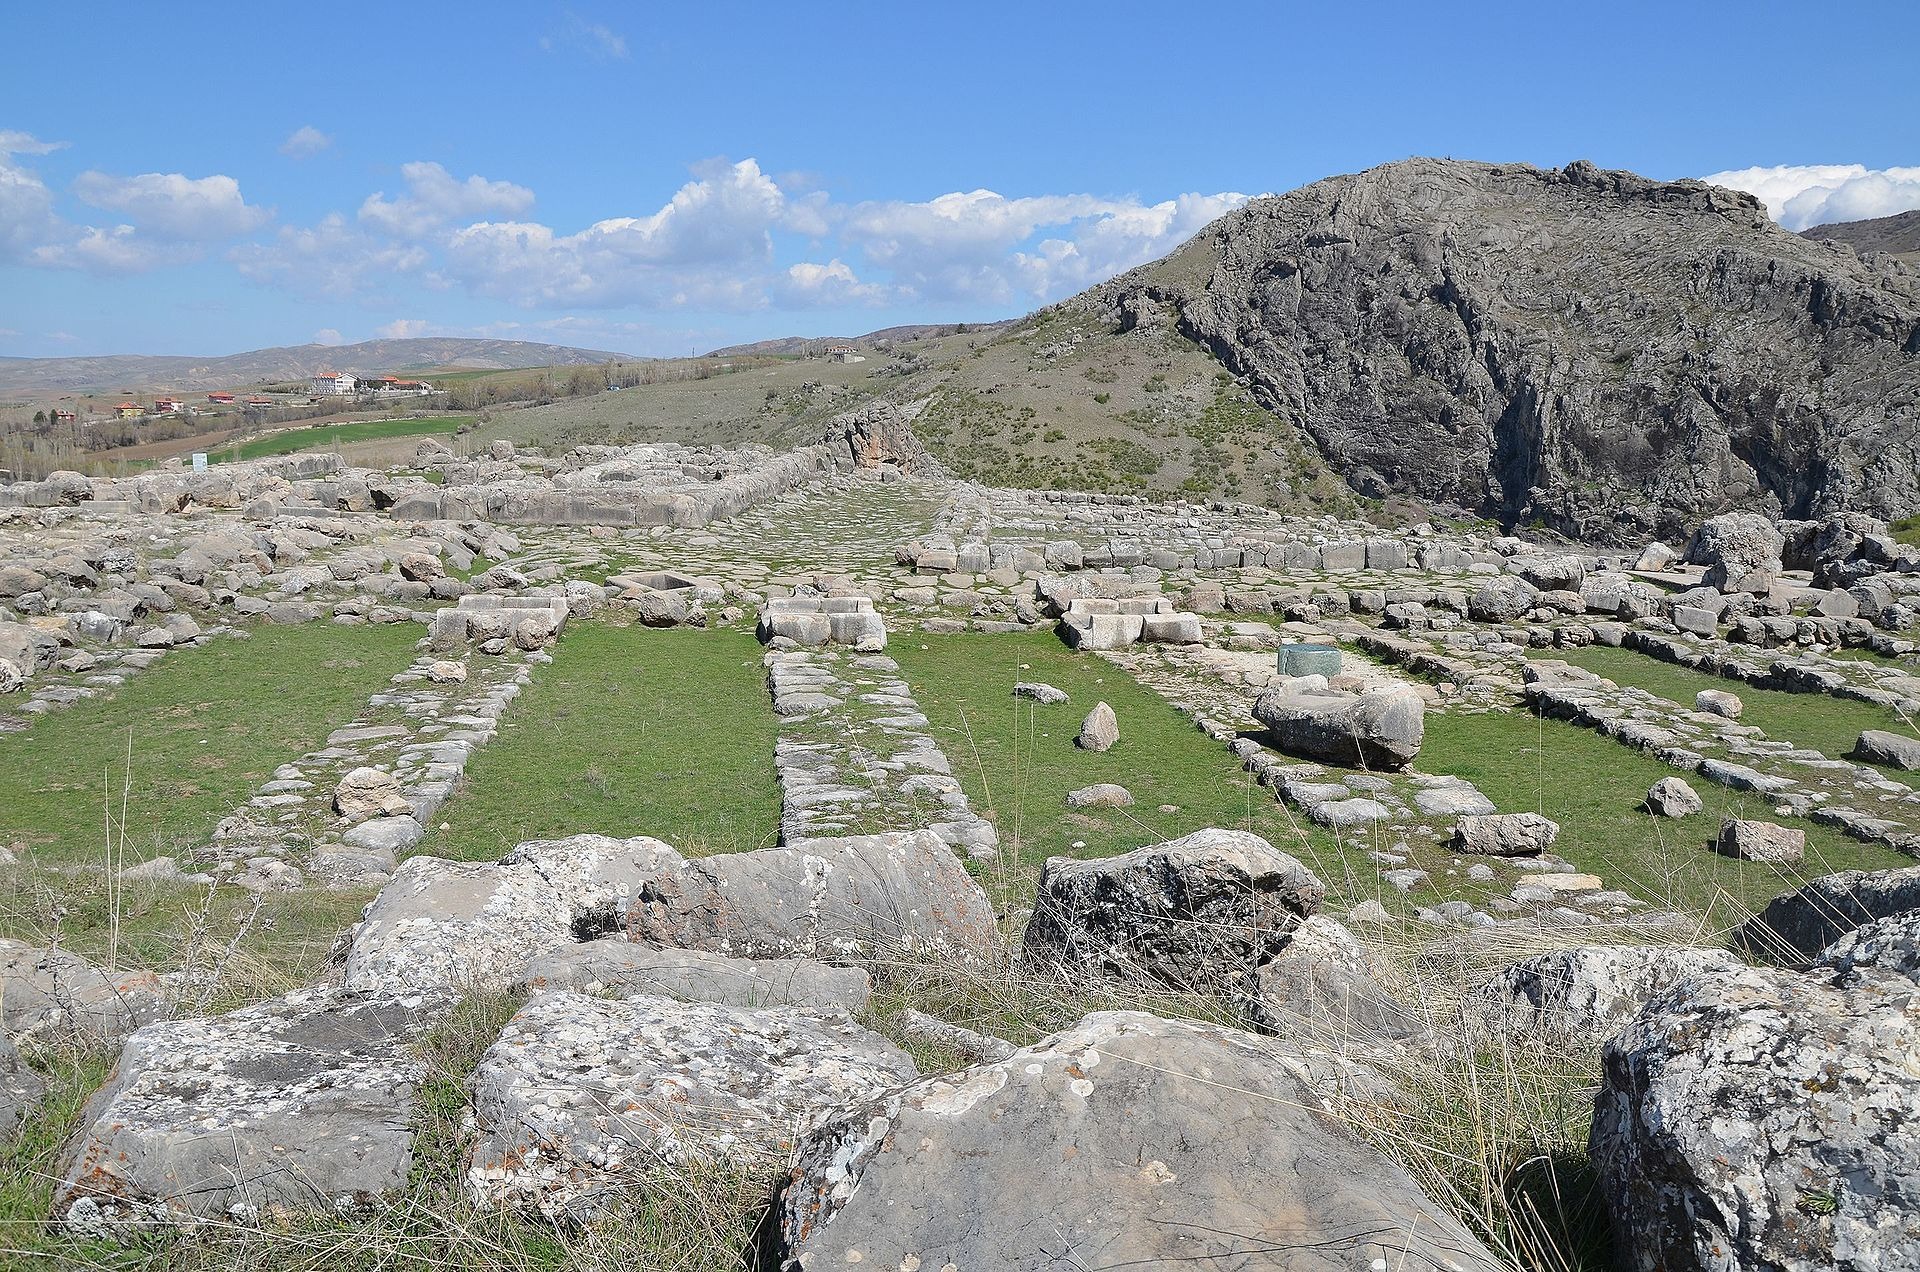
[1469,574,1540,622]
[1022,829,1324,999]
[1855,728,1920,771]
[623,830,997,964]
[1591,919,1920,1271]
[1692,512,1784,595]
[1449,812,1559,857]
[1715,818,1805,864]
[340,855,572,994]
[1075,700,1118,752]
[1252,684,1425,770]
[465,991,914,1219]
[53,988,447,1232]
[1244,914,1419,1042]
[1732,866,1920,965]
[1645,776,1703,817]
[1478,945,1744,1040]
[341,831,998,993]
[771,1011,1504,1271]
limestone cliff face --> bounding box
[822,400,942,476]
[1078,159,1920,542]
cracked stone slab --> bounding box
[466,991,915,1219]
[53,986,449,1233]
[516,938,871,1013]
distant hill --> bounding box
[970,157,1920,542]
[705,322,1012,358]
[1801,209,1920,265]
[0,337,637,395]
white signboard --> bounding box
[191,452,208,473]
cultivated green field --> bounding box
[220,415,472,461]
[418,624,781,861]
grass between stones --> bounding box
[417,623,781,862]
[0,623,420,868]
[1548,643,1920,785]
[1422,706,1915,926]
[218,416,473,462]
[0,622,412,993]
[891,632,1388,902]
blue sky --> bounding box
[2,1,1917,359]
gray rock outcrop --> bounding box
[1591,927,1920,1271]
[1692,512,1785,594]
[1022,829,1324,998]
[341,831,998,994]
[771,1011,1505,1271]
[1079,158,1920,541]
[1480,945,1745,1040]
[1733,866,1920,965]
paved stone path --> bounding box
[765,648,997,859]
[200,647,540,889]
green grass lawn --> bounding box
[1548,644,1920,785]
[0,623,418,866]
[1423,706,1915,927]
[417,623,781,861]
[220,415,472,462]
[891,633,1380,899]
[0,623,412,987]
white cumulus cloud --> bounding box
[776,258,888,307]
[360,162,536,240]
[441,158,786,307]
[0,134,61,264]
[837,187,1252,304]
[230,212,430,299]
[280,126,333,159]
[72,171,270,240]
[1702,163,1920,230]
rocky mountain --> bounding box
[1802,209,1920,266]
[1053,158,1920,542]
[0,337,635,396]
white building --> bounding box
[309,371,357,396]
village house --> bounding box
[114,402,142,419]
[309,371,357,396]
[207,392,236,404]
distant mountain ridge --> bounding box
[0,337,636,396]
[1801,209,1920,265]
[705,322,1013,358]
